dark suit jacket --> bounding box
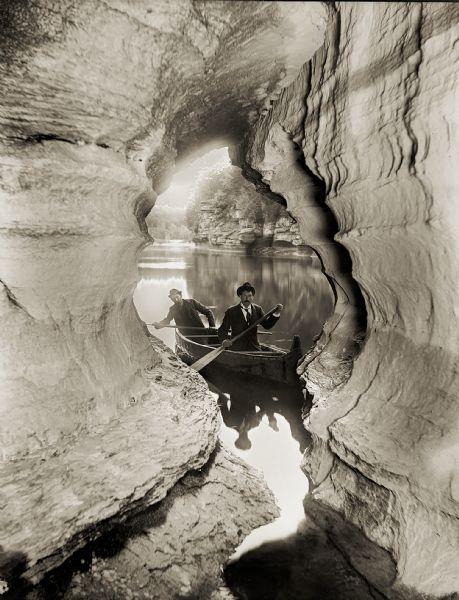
[218,303,279,351]
[161,299,215,333]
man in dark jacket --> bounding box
[218,282,283,351]
[152,289,215,334]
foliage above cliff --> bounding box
[186,166,264,233]
[146,205,192,241]
[184,165,302,248]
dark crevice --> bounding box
[22,133,78,145]
[241,137,367,336]
[0,278,33,318]
[293,149,367,333]
[9,134,112,150]
[134,193,155,239]
[241,164,287,208]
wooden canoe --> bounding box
[175,328,302,385]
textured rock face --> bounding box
[26,445,278,600]
[192,165,306,250]
[6,1,458,597]
[1,343,220,584]
[244,2,459,596]
[0,0,326,455]
[0,0,327,590]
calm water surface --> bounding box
[135,243,334,351]
[134,243,334,557]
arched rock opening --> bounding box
[1,1,458,598]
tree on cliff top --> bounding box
[186,165,264,235]
[146,205,192,240]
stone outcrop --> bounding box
[243,2,459,596]
[4,0,459,598]
[0,0,327,592]
[190,165,307,250]
[1,343,220,584]
[24,444,278,600]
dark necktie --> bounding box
[242,307,251,323]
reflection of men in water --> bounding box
[218,282,283,351]
[215,373,310,452]
[152,288,215,333]
[218,394,262,450]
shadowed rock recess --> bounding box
[1,1,458,599]
[241,2,459,598]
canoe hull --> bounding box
[175,329,302,385]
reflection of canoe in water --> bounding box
[175,328,303,385]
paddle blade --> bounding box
[190,346,225,372]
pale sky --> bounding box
[156,147,230,209]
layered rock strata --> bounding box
[191,165,307,250]
[5,1,457,597]
[0,0,327,591]
[26,444,278,600]
[1,344,220,584]
[243,2,459,596]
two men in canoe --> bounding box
[152,282,283,351]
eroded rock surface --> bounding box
[0,343,220,584]
[0,0,327,591]
[190,165,307,251]
[243,2,459,596]
[22,444,278,600]
[5,0,458,597]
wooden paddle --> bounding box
[190,305,280,372]
[146,323,272,335]
[181,332,272,337]
[147,324,213,329]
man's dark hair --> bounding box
[237,282,255,296]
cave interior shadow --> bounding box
[223,516,387,600]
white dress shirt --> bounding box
[240,303,252,322]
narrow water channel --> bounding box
[13,242,380,600]
[134,242,334,558]
[134,245,384,599]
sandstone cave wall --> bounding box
[3,1,458,596]
[0,0,327,586]
[243,2,459,596]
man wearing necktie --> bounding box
[218,282,283,351]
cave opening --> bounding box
[2,0,457,596]
[133,140,338,577]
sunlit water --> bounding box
[134,242,334,557]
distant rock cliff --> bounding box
[190,165,306,251]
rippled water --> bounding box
[134,243,334,556]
